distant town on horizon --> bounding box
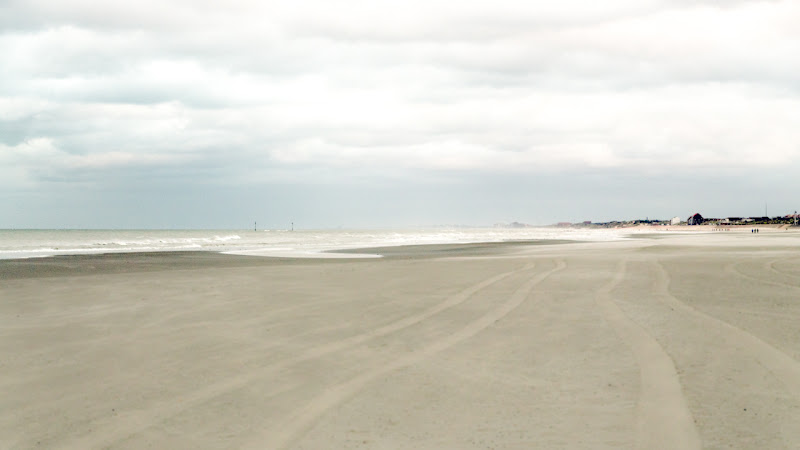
[496,212,800,229]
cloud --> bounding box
[1,0,799,226]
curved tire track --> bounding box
[655,260,800,398]
[595,260,701,450]
[247,260,567,450]
[726,261,800,291]
[767,259,800,282]
[55,263,535,449]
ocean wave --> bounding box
[213,235,241,242]
[0,228,626,259]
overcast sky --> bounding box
[2,0,799,228]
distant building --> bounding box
[688,213,704,225]
[670,216,681,225]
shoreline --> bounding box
[0,240,580,280]
[4,229,799,279]
[4,225,793,262]
[0,227,622,262]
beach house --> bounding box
[688,213,704,225]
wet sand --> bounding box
[2,233,800,449]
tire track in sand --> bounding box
[595,260,701,450]
[245,259,567,450]
[726,261,800,291]
[767,259,800,281]
[55,263,535,450]
[655,260,800,397]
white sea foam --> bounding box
[0,228,626,260]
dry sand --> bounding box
[2,232,800,449]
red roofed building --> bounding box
[688,213,704,225]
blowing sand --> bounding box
[2,232,800,449]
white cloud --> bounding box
[1,0,798,188]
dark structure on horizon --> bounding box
[688,213,704,225]
[555,211,798,228]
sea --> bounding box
[0,227,629,260]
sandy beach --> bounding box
[2,232,800,449]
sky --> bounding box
[1,0,799,229]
